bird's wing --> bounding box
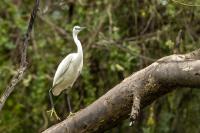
[53,53,75,86]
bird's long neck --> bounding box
[73,32,83,56]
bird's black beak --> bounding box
[80,27,86,30]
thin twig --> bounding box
[100,28,164,46]
[140,9,154,35]
[171,0,200,7]
[0,0,40,112]
[114,43,156,62]
[174,30,183,54]
[38,14,68,36]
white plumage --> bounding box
[52,53,83,96]
[48,26,85,119]
[52,26,84,96]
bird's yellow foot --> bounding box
[67,112,75,118]
[47,108,60,120]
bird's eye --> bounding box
[75,27,80,30]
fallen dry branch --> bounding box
[43,49,200,133]
[0,0,40,111]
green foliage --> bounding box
[0,0,200,132]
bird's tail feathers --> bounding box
[52,85,62,96]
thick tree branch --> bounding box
[43,49,200,133]
[0,0,40,111]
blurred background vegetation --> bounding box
[0,0,200,132]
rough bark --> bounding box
[43,49,200,133]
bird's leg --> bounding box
[65,93,72,113]
[65,92,75,117]
[47,87,60,120]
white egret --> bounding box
[48,26,85,119]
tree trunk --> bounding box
[43,49,200,133]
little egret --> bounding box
[48,26,85,119]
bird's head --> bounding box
[73,26,86,35]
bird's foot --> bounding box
[47,108,60,120]
[66,112,75,118]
